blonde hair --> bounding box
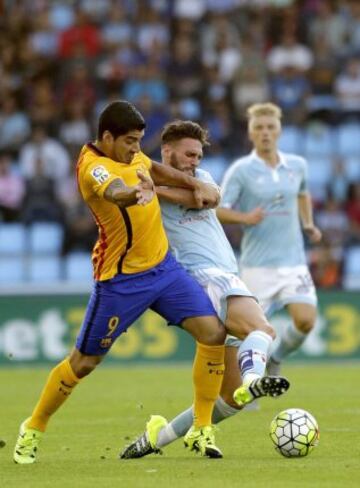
[246,103,282,120]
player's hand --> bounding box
[193,181,220,209]
[136,171,155,205]
[243,207,265,225]
[303,225,322,243]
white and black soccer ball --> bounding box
[270,408,319,458]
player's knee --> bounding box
[262,323,276,340]
[294,317,315,334]
[198,325,226,346]
[233,319,276,341]
[70,355,102,378]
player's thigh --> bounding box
[287,302,317,333]
[182,315,225,345]
[152,264,225,345]
[220,346,242,408]
[225,296,275,340]
[76,281,152,356]
[241,267,279,315]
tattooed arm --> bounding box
[104,172,155,207]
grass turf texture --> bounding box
[1,364,359,488]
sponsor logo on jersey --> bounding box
[91,165,110,184]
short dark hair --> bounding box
[161,120,209,146]
[97,100,146,140]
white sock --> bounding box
[271,322,307,363]
[238,330,273,379]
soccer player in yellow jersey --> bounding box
[13,101,226,463]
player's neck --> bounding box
[93,140,109,158]
[255,149,279,168]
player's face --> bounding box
[167,138,203,176]
[104,129,144,163]
[248,115,281,153]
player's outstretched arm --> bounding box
[150,161,218,207]
[104,176,154,207]
[217,206,265,225]
[156,186,216,209]
[298,192,322,243]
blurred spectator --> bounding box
[307,0,347,57]
[61,62,97,114]
[174,0,207,20]
[96,40,136,91]
[61,190,97,255]
[48,2,75,32]
[270,66,310,124]
[19,124,70,181]
[0,41,23,94]
[309,36,337,96]
[26,77,59,134]
[58,9,101,60]
[203,100,235,153]
[316,195,349,251]
[0,94,31,151]
[347,0,360,56]
[136,7,170,56]
[346,183,360,243]
[267,33,314,73]
[79,0,111,23]
[21,156,63,224]
[334,57,360,120]
[135,95,170,159]
[122,62,169,106]
[329,158,349,203]
[0,151,25,222]
[29,10,59,59]
[100,3,133,49]
[232,64,269,119]
[201,66,227,104]
[201,13,241,83]
[310,242,342,289]
[167,36,202,99]
[59,100,92,161]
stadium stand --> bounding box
[0,0,359,290]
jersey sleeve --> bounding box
[220,162,244,208]
[81,158,121,198]
[298,157,309,194]
[196,169,220,191]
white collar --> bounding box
[251,150,289,169]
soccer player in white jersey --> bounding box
[120,120,290,460]
[217,102,322,376]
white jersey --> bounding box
[161,168,238,274]
[221,150,308,268]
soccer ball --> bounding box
[269,408,319,458]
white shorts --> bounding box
[190,268,255,323]
[241,265,317,317]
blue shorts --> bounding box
[76,252,217,355]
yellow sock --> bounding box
[27,358,80,432]
[192,342,225,428]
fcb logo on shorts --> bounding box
[91,165,110,184]
[100,338,112,348]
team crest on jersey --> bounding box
[91,165,110,184]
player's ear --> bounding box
[161,144,171,161]
[102,130,114,145]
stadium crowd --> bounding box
[0,0,359,289]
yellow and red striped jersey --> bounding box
[76,143,168,280]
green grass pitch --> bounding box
[1,363,360,488]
